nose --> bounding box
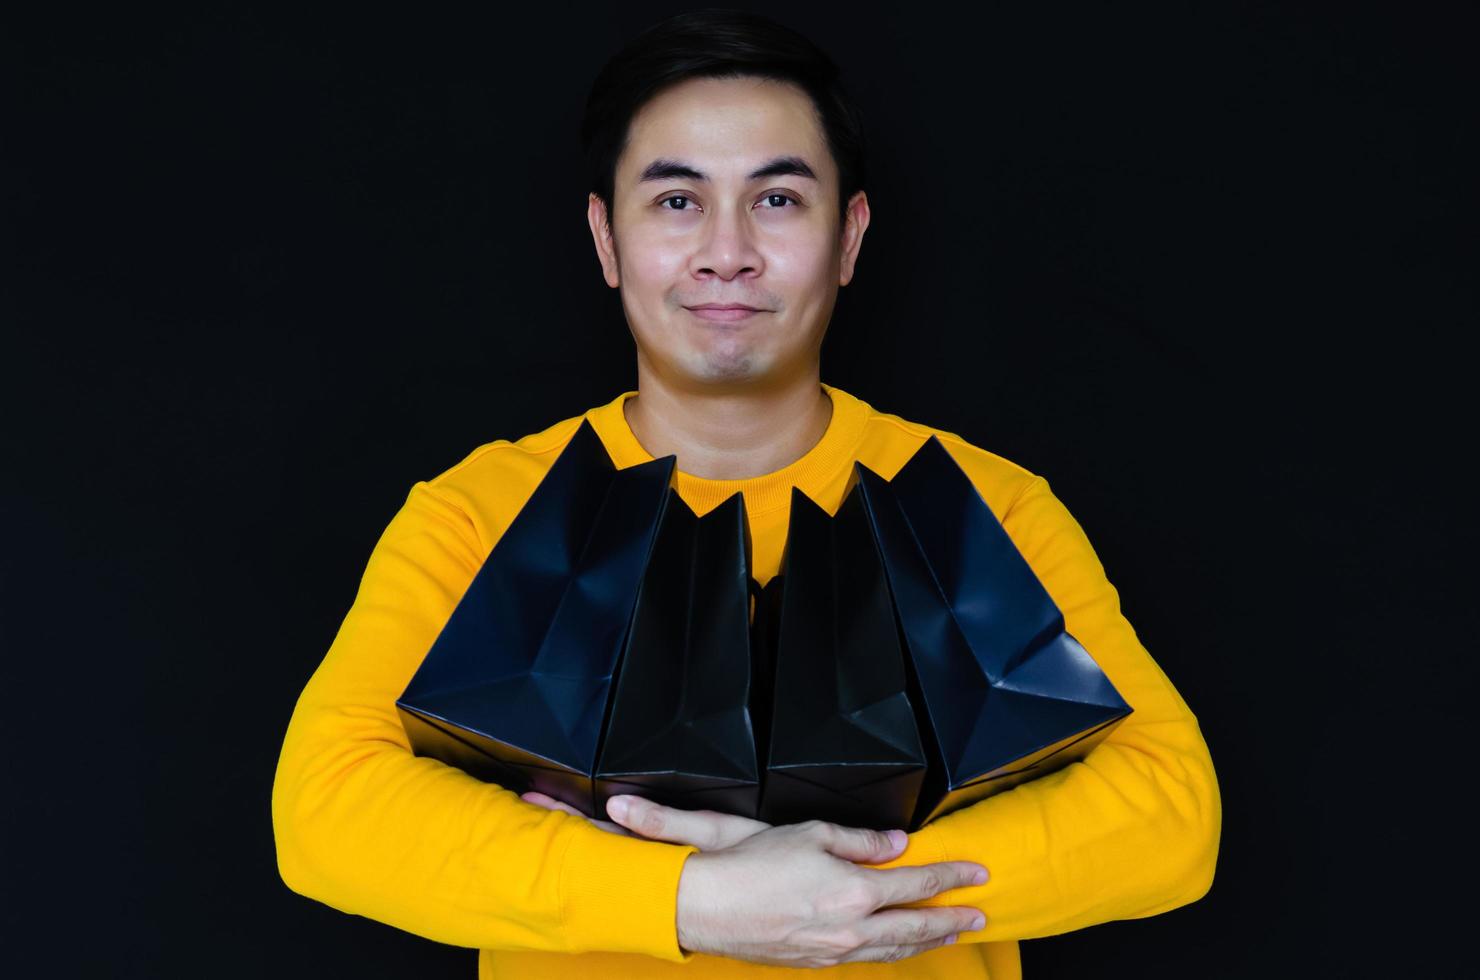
[689,201,765,282]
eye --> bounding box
[758,193,799,209]
[660,195,697,211]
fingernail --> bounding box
[887,829,908,851]
[945,934,958,945]
[972,868,988,884]
[971,914,986,930]
[608,796,630,820]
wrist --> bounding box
[675,850,710,955]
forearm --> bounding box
[272,697,697,955]
[870,475,1222,941]
[884,711,1219,942]
[270,480,699,959]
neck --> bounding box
[622,369,833,481]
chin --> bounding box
[679,351,765,383]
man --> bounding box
[271,10,1220,978]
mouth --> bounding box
[685,305,766,323]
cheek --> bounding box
[767,239,835,294]
[623,225,689,273]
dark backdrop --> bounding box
[6,3,1472,976]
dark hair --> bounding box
[580,9,867,235]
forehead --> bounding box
[619,76,831,182]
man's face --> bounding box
[588,75,868,392]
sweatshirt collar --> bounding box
[586,382,871,516]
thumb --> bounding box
[606,795,771,850]
[814,822,909,864]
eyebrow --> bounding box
[635,155,819,185]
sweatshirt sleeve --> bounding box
[872,475,1222,942]
[270,479,699,960]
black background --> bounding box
[5,3,1473,976]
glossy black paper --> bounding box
[397,421,1132,833]
[850,436,1133,829]
[395,418,682,816]
[757,486,927,831]
[594,489,763,819]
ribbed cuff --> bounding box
[559,823,699,962]
[906,822,951,869]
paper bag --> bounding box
[849,436,1133,829]
[756,485,928,831]
[395,419,680,816]
[594,490,763,819]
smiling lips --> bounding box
[686,303,765,322]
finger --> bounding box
[810,821,908,864]
[606,795,771,850]
[853,907,984,951]
[606,795,769,849]
[521,791,585,818]
[865,861,989,908]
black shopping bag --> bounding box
[395,419,681,817]
[756,485,928,831]
[594,490,763,820]
[851,436,1133,829]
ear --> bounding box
[838,189,871,287]
[587,192,621,288]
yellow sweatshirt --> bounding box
[271,382,1221,979]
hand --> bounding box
[670,819,989,968]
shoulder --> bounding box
[853,394,1043,521]
[407,408,592,555]
[850,396,1093,583]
